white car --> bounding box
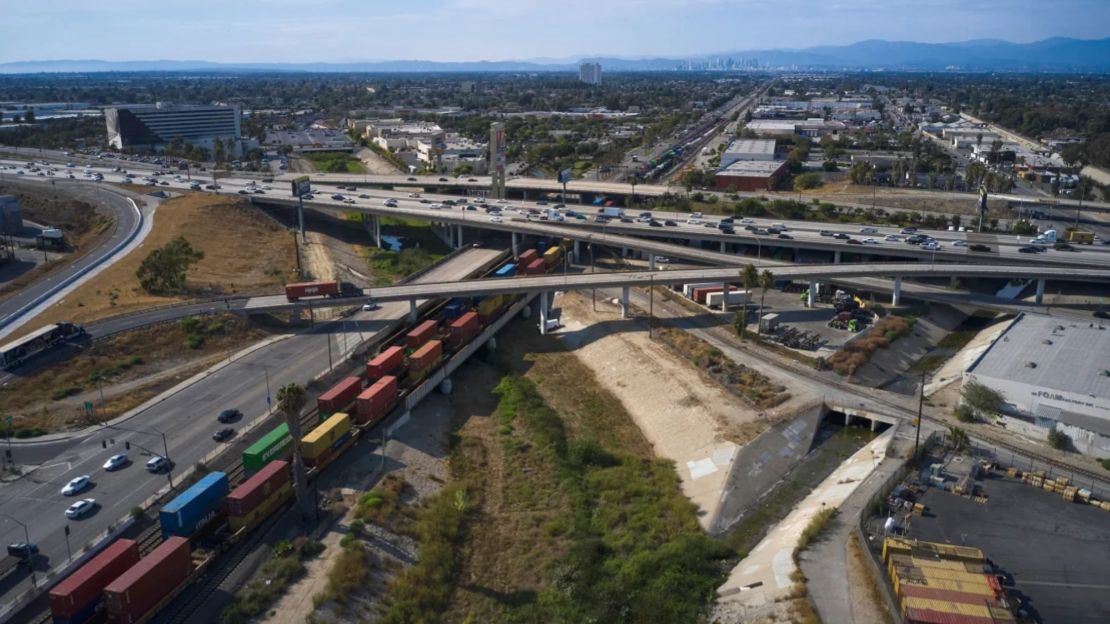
[922,242,942,251]
[146,456,169,472]
[686,218,702,225]
[361,301,380,311]
[862,238,880,245]
[496,199,509,204]
[884,235,901,241]
[953,240,968,247]
[62,475,91,496]
[489,215,503,223]
[65,499,96,519]
[103,453,129,471]
[739,218,755,224]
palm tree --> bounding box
[740,264,758,339]
[278,382,313,522]
[947,425,969,452]
[757,270,775,335]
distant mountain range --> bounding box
[3,37,1109,74]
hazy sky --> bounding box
[3,0,1109,62]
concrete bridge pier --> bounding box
[833,250,842,264]
[1036,278,1046,304]
[649,253,657,270]
[892,276,902,306]
[722,282,731,310]
[373,214,381,248]
[720,240,726,253]
[512,232,519,257]
[807,282,818,307]
[539,291,549,335]
[573,240,581,263]
[456,224,464,249]
[409,299,418,323]
[621,287,630,318]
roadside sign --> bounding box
[84,401,94,415]
[291,176,311,198]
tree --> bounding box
[733,310,746,341]
[1047,426,1071,451]
[135,236,204,294]
[24,109,35,124]
[793,172,823,190]
[277,383,314,522]
[757,270,774,335]
[213,138,226,164]
[961,380,1004,415]
[948,425,969,452]
[740,264,758,336]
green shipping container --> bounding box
[242,423,293,474]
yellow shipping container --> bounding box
[543,246,563,267]
[477,295,505,318]
[895,576,996,598]
[917,566,988,583]
[301,412,352,460]
[882,537,915,563]
[903,597,992,618]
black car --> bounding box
[833,233,850,240]
[847,239,863,245]
[767,227,782,235]
[553,203,566,208]
[969,244,991,252]
[468,178,477,182]
[1018,246,1042,254]
[745,225,758,232]
[620,217,633,223]
[537,201,549,206]
[217,409,242,423]
[7,543,38,559]
[1094,310,1110,319]
[407,177,417,181]
[777,233,794,240]
[664,220,677,226]
[438,177,448,182]
[649,220,663,227]
[720,227,736,235]
[212,427,235,442]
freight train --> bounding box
[41,242,567,624]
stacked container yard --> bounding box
[242,423,293,475]
[301,413,353,469]
[317,376,362,415]
[103,537,192,624]
[356,376,399,426]
[367,345,405,381]
[227,460,292,532]
[882,537,1014,624]
[49,539,141,624]
[159,472,229,539]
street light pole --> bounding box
[914,371,926,461]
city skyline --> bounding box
[2,0,1109,64]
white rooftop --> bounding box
[724,139,776,157]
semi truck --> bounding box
[1065,228,1095,244]
[284,281,360,301]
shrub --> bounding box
[129,506,145,519]
[1101,458,1110,471]
[1047,427,1070,451]
[954,404,976,423]
[793,172,824,190]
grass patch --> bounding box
[360,216,451,285]
[795,507,838,558]
[314,540,372,611]
[302,151,365,174]
[354,473,408,528]
[655,326,791,409]
[221,538,323,624]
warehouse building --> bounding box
[713,160,788,191]
[963,313,1110,458]
[105,103,242,153]
[720,138,776,167]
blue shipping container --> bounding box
[494,264,517,278]
[160,472,229,539]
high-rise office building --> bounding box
[578,62,602,85]
[104,103,241,151]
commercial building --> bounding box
[264,128,354,153]
[104,104,242,152]
[743,119,844,138]
[721,139,776,167]
[713,160,788,191]
[579,62,602,85]
[0,195,22,235]
[963,313,1110,458]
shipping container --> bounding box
[899,585,1003,608]
[705,290,751,309]
[884,537,985,565]
[523,258,546,275]
[494,263,517,278]
[104,537,191,624]
[682,282,723,298]
[405,320,439,349]
[543,246,562,267]
[367,346,404,380]
[317,376,362,414]
[229,480,292,533]
[447,312,480,351]
[159,472,229,539]
[49,539,140,621]
[408,340,443,383]
[894,574,997,599]
[301,413,353,462]
[443,300,469,321]
[692,286,724,304]
[477,296,506,321]
[355,376,399,426]
[903,608,999,624]
[518,249,538,265]
[285,280,340,302]
[227,460,291,519]
[242,423,293,474]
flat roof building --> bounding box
[105,104,241,151]
[964,313,1110,458]
[579,62,602,85]
[713,160,788,192]
[721,139,776,167]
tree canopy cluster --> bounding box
[136,236,204,294]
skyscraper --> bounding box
[578,62,602,85]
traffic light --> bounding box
[125,441,130,450]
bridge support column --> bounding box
[373,215,381,248]
[720,240,726,253]
[456,224,464,248]
[807,282,817,307]
[950,276,958,288]
[512,232,519,257]
[573,240,580,263]
[892,277,902,307]
[539,291,549,335]
[621,287,630,318]
[833,250,842,264]
[722,283,731,311]
[1035,278,1046,304]
[871,418,879,432]
[649,253,656,271]
[409,299,418,323]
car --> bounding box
[884,235,900,242]
[953,240,967,247]
[497,199,510,204]
[466,205,477,211]
[407,177,417,182]
[595,216,609,224]
[862,238,880,245]
[969,244,992,252]
[620,217,634,223]
[438,177,448,182]
[468,178,477,182]
[362,301,380,311]
[218,409,242,423]
[664,220,677,226]
[420,199,432,204]
[212,428,235,442]
[833,233,850,240]
[739,218,754,224]
[65,499,97,519]
[721,227,736,235]
[330,194,344,200]
[358,194,370,199]
[819,230,833,237]
[490,215,503,223]
[6,543,38,560]
[1094,310,1110,319]
[1018,246,1041,254]
[1054,242,1077,251]
[686,218,702,225]
[237,189,248,195]
[777,233,793,239]
[922,242,942,251]
[847,239,863,245]
[649,220,663,227]
[553,203,566,209]
[766,227,782,234]
[146,456,169,472]
[62,475,91,496]
[102,453,129,471]
[900,227,917,235]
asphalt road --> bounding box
[0,247,499,611]
[0,178,143,336]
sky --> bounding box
[2,0,1109,63]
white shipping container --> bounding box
[706,290,751,309]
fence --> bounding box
[963,435,1110,503]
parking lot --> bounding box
[908,474,1110,624]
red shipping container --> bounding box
[518,249,538,264]
[447,312,480,350]
[227,460,291,518]
[49,539,140,619]
[367,346,404,380]
[900,584,999,606]
[104,537,191,624]
[903,607,999,624]
[524,258,546,275]
[317,376,362,414]
[405,320,439,349]
[693,287,724,304]
[356,376,399,425]
[410,340,443,374]
[284,280,339,301]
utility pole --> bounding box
[914,371,925,461]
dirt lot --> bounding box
[798,179,1010,218]
[10,193,296,338]
[0,314,272,434]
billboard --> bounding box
[558,168,573,184]
[491,123,507,174]
[291,176,311,198]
